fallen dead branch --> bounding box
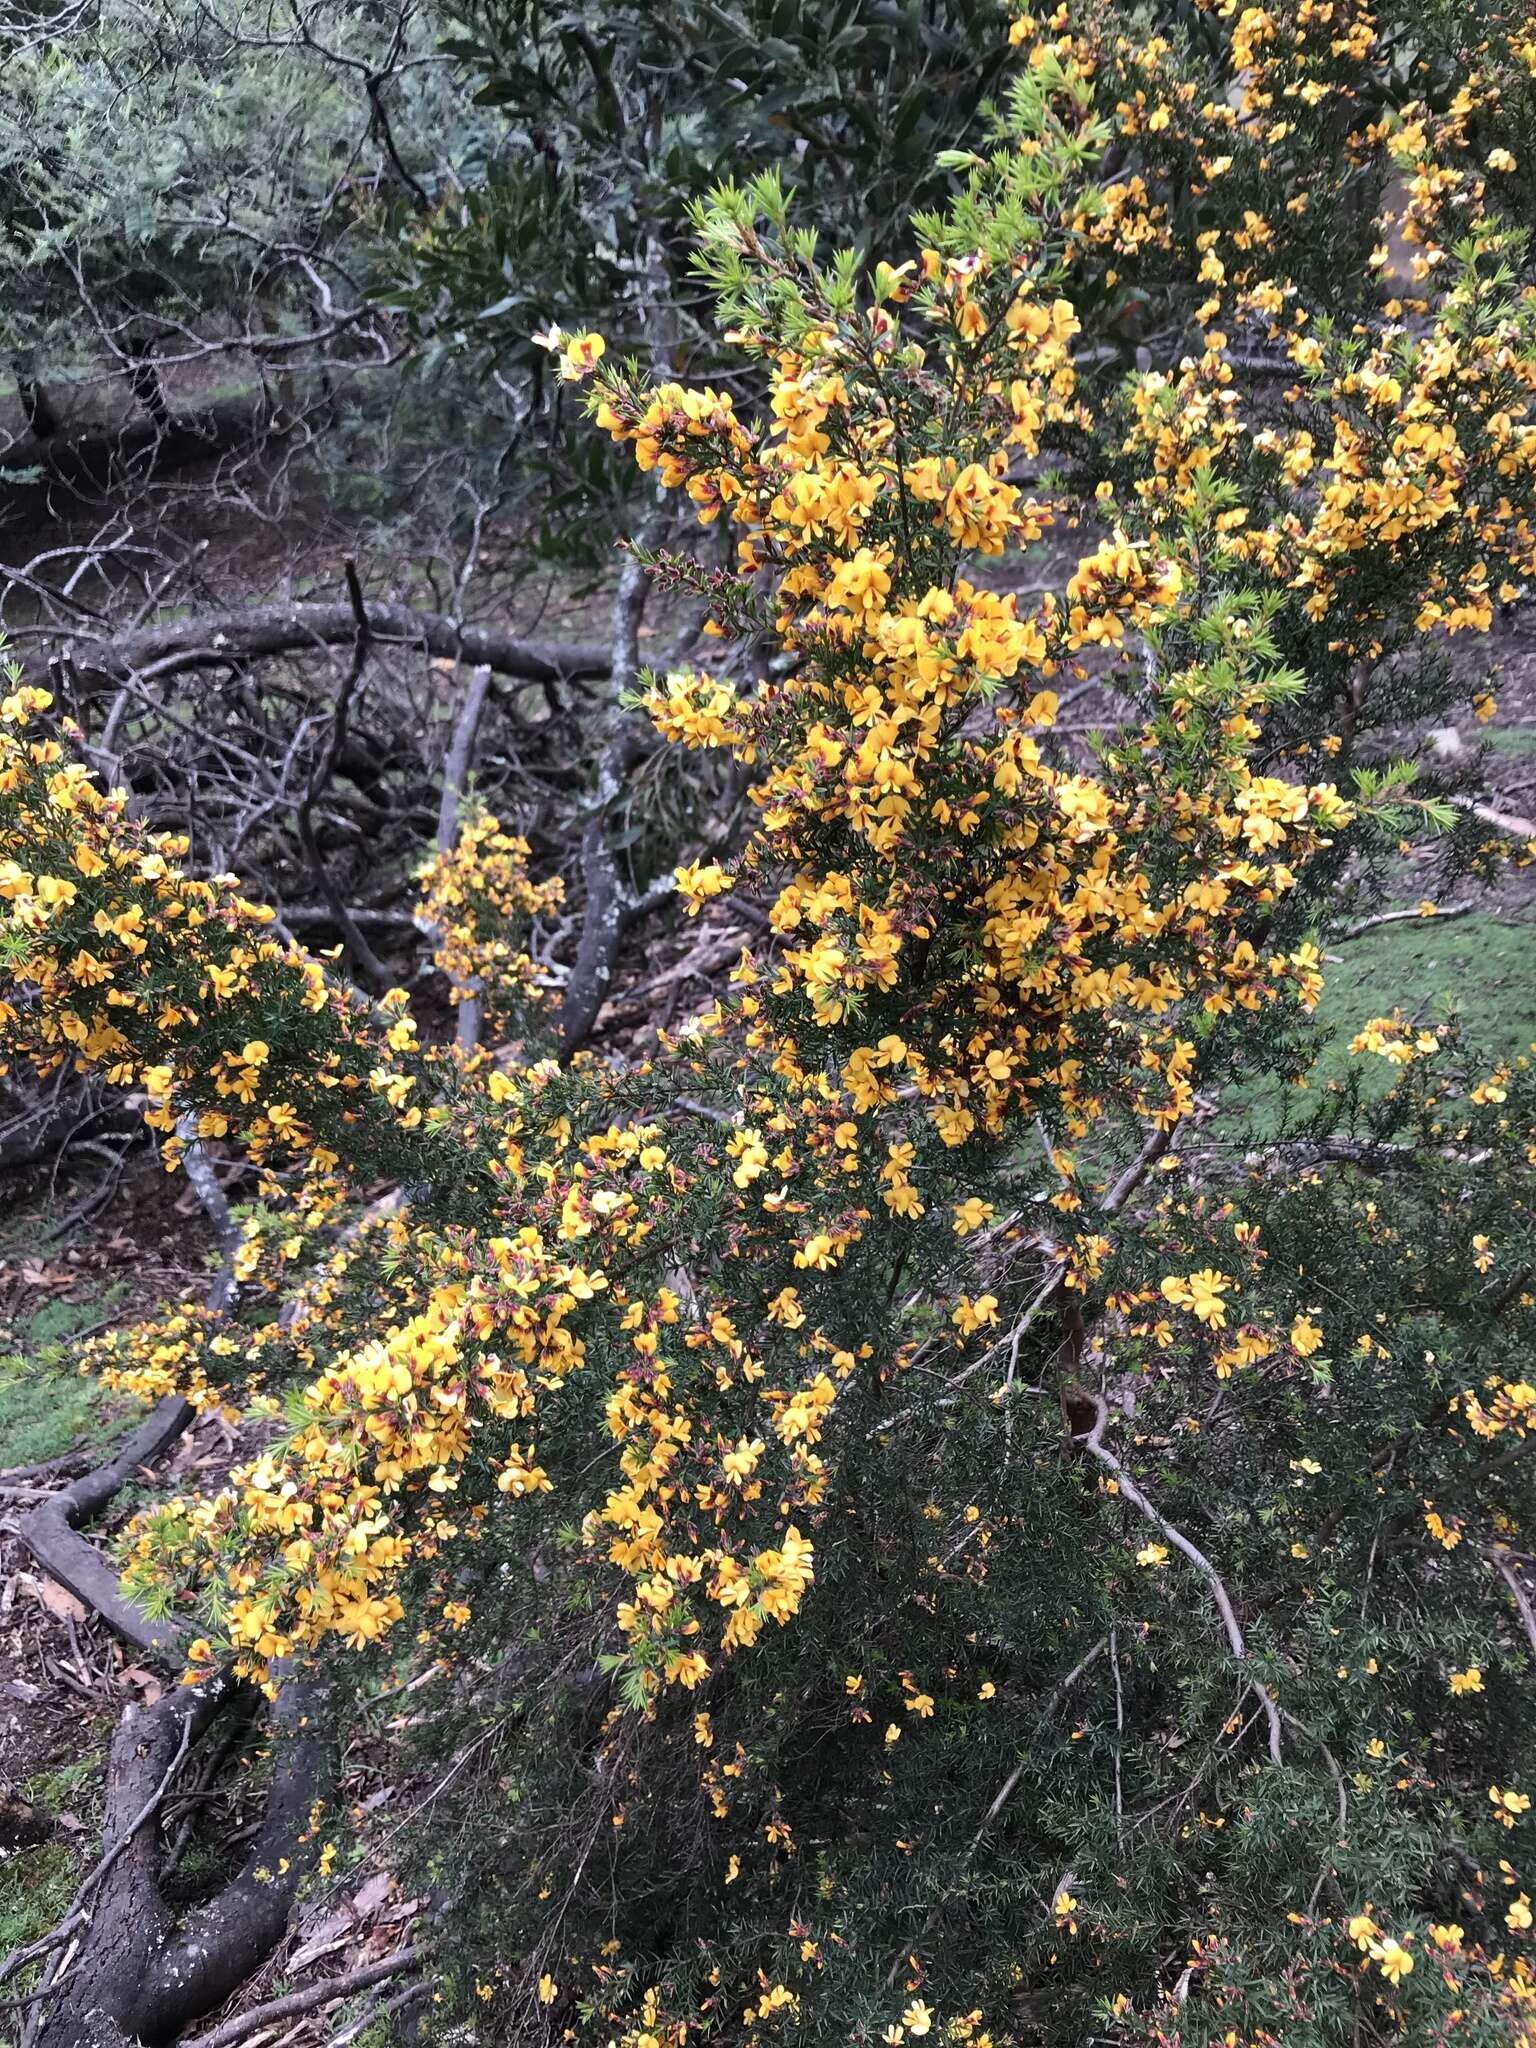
[7,1132,341,2046]
[34,600,611,695]
[178,1945,420,2048]
[1334,900,1477,942]
[14,1125,240,1653]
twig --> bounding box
[179,1948,421,2048]
[1492,1550,1536,1660]
[1101,1119,1177,1216]
[295,559,390,987]
[1279,1709,1349,1917]
[1451,793,1536,839]
[871,1121,1178,1445]
[966,1639,1110,1856]
[870,1257,1065,1445]
[1111,1626,1125,1853]
[363,69,432,211]
[1334,901,1475,942]
[326,1976,430,2046]
[882,1637,1109,1987]
[276,903,418,931]
[162,1693,258,1875]
[1078,1396,1283,1765]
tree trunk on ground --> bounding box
[125,347,172,431]
[17,1141,328,2048]
[11,354,60,440]
[34,1678,332,2048]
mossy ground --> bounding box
[1482,726,1536,757]
[1228,909,1536,1134]
[1315,911,1536,1071]
[0,1838,76,1959]
[0,1290,133,1468]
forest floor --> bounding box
[3,605,1536,2046]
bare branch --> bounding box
[1492,1550,1536,1661]
[1334,901,1476,942]
[558,551,674,1058]
[294,562,391,986]
[428,662,494,1051]
[31,603,611,695]
[178,1947,421,2048]
[15,1396,197,1657]
[1078,1395,1283,1765]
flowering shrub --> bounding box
[4,4,1536,2041]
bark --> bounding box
[15,1394,196,1658]
[178,1947,419,2048]
[128,1681,333,2041]
[34,603,610,695]
[10,354,60,439]
[435,664,492,855]
[33,1676,333,2048]
[558,552,673,1058]
[17,1675,230,2048]
[273,902,416,932]
[176,1117,241,1316]
[438,665,493,1053]
[293,561,391,988]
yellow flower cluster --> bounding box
[1343,1898,1536,2025]
[593,264,1351,1167]
[414,811,562,1028]
[1455,1377,1536,1442]
[4,135,1530,1705]
[0,684,421,1178]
